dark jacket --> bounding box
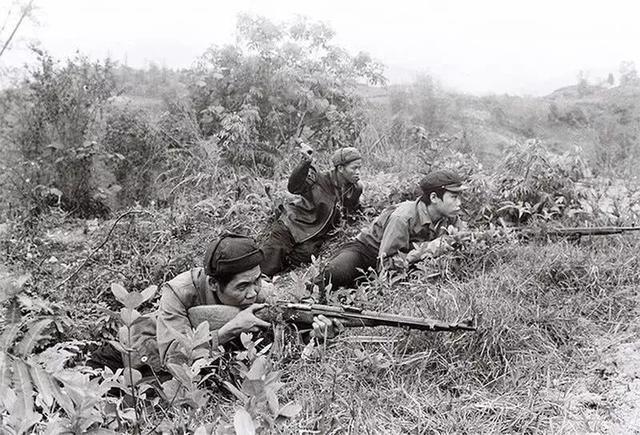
[279,160,362,243]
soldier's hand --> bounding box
[362,206,377,216]
[231,303,270,333]
[428,236,454,258]
[310,314,344,341]
[298,142,314,162]
[408,237,454,263]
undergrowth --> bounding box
[2,122,640,432]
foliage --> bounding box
[102,107,165,207]
[0,272,118,435]
[188,14,385,175]
[462,139,593,226]
[386,75,450,146]
[1,48,117,217]
[3,14,640,435]
[216,333,302,434]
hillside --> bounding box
[360,82,640,177]
[2,32,640,433]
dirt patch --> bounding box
[605,339,640,433]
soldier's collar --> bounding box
[416,200,432,227]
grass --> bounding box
[262,236,640,433]
[2,144,640,433]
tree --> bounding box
[619,61,640,87]
[0,0,36,59]
[3,48,117,216]
[607,73,615,86]
[576,70,589,97]
[387,74,449,148]
[188,14,386,175]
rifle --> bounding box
[451,225,640,243]
[541,226,640,237]
[188,302,476,333]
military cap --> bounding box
[419,170,467,194]
[331,147,362,167]
[203,233,264,277]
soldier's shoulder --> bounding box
[162,268,202,295]
[391,200,416,216]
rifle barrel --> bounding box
[280,303,476,332]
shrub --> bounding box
[102,106,166,206]
[1,49,117,217]
[188,14,385,175]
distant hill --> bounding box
[358,82,640,170]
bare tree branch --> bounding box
[0,0,35,59]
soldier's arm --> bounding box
[287,160,316,195]
[156,284,215,367]
[378,215,413,269]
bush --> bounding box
[1,49,117,217]
[102,106,166,206]
[188,14,385,175]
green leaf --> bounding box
[240,332,253,349]
[193,321,212,347]
[246,356,268,380]
[12,359,35,422]
[222,380,248,403]
[29,363,56,408]
[107,339,129,355]
[120,308,141,327]
[0,322,22,352]
[241,379,265,397]
[167,363,192,387]
[110,283,129,305]
[0,352,10,399]
[266,389,279,415]
[122,368,142,387]
[86,429,117,435]
[122,292,144,310]
[17,319,53,357]
[140,285,157,303]
[233,407,256,435]
[48,375,75,416]
[278,402,302,418]
[43,417,73,435]
[193,425,210,435]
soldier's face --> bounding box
[337,159,362,184]
[217,265,262,307]
[432,191,462,218]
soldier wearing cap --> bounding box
[318,170,467,289]
[260,144,364,276]
[89,234,339,373]
[157,234,339,366]
[156,234,270,366]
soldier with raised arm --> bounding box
[260,143,364,276]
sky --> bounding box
[1,0,639,96]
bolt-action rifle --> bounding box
[450,225,640,244]
[188,302,476,333]
[537,226,640,237]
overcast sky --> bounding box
[1,0,639,95]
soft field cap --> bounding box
[331,147,362,167]
[419,170,467,193]
[203,233,264,277]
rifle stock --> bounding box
[187,303,476,333]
